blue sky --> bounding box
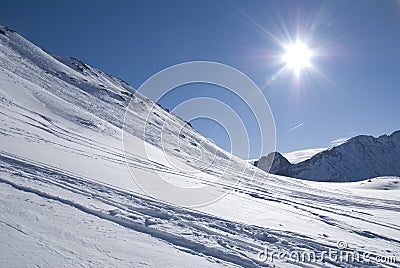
[1,0,400,158]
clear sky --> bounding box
[1,0,399,159]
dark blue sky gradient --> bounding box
[1,0,399,157]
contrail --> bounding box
[287,123,303,133]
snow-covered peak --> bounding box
[254,151,291,174]
[0,23,238,183]
[256,131,400,181]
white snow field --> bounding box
[283,148,326,164]
[0,25,399,267]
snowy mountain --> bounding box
[254,152,292,174]
[257,131,400,182]
[1,25,399,267]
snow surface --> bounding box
[283,148,326,164]
[0,25,399,267]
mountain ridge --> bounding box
[256,130,400,182]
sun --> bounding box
[283,40,313,72]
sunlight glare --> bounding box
[283,41,313,72]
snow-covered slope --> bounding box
[258,132,400,182]
[1,25,399,267]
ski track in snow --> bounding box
[1,151,399,267]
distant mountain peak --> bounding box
[256,130,400,182]
[254,151,292,174]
